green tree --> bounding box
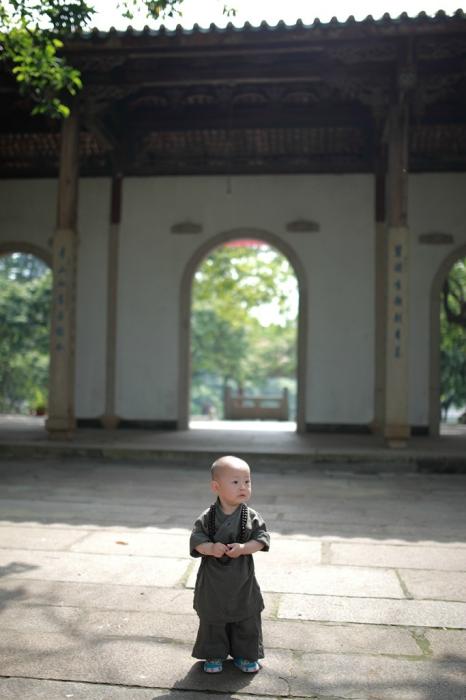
[0,253,52,413]
[247,320,297,384]
[440,258,466,420]
[194,244,296,329]
[191,243,298,418]
[0,1,234,119]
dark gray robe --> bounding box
[190,500,269,624]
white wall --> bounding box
[0,179,56,252]
[74,179,109,417]
[409,173,466,426]
[118,174,375,425]
[0,178,109,418]
[2,172,465,428]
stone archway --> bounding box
[429,243,466,435]
[179,229,308,433]
[0,242,52,268]
[0,244,52,417]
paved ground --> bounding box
[0,457,465,699]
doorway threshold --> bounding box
[189,419,297,432]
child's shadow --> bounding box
[152,659,260,698]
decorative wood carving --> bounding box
[1,16,466,177]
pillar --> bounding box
[100,174,122,430]
[383,102,410,445]
[46,108,79,436]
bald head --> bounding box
[211,455,250,480]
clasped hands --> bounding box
[211,541,243,558]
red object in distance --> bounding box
[224,239,265,248]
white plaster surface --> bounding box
[1,173,466,426]
[75,179,109,417]
[117,174,375,424]
[408,173,466,426]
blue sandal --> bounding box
[203,659,223,673]
[233,657,260,673]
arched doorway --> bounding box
[429,244,466,435]
[179,229,307,433]
[0,244,52,417]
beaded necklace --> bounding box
[208,502,249,565]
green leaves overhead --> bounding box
[194,244,297,329]
[0,1,235,119]
[0,1,93,118]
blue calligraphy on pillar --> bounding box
[392,242,404,360]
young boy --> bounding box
[190,455,269,674]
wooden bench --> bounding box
[224,387,289,421]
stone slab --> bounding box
[1,604,421,658]
[0,498,162,526]
[271,520,466,542]
[256,537,322,565]
[1,605,199,641]
[0,630,291,696]
[0,525,86,550]
[254,563,404,598]
[0,578,196,614]
[331,542,466,571]
[0,678,280,700]
[69,531,190,558]
[400,569,466,602]
[0,577,278,619]
[0,549,190,586]
[263,619,420,656]
[425,629,466,658]
[278,594,466,629]
[290,651,466,700]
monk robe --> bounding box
[190,498,270,624]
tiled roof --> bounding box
[2,8,466,177]
[74,9,466,40]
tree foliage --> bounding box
[0,1,234,119]
[0,253,51,413]
[440,258,466,418]
[191,243,298,418]
[442,258,466,330]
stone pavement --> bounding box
[1,415,466,472]
[0,458,465,700]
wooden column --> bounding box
[46,109,79,436]
[384,102,410,445]
[100,174,122,430]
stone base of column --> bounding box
[100,414,121,430]
[384,422,410,448]
[46,415,76,439]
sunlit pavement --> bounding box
[0,457,465,699]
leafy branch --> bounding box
[0,1,236,119]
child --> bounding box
[190,455,270,674]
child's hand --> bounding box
[211,542,228,558]
[226,543,244,558]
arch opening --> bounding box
[0,249,52,418]
[179,230,307,433]
[430,246,466,436]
